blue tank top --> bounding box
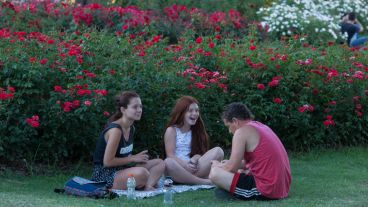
[93,123,135,165]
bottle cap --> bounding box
[164,178,173,187]
[128,173,134,177]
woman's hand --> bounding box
[185,160,198,174]
[190,154,201,165]
[131,150,149,163]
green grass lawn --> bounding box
[1,147,368,207]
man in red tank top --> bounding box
[209,102,291,200]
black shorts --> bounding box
[230,173,270,200]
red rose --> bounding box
[208,42,214,48]
[94,89,107,96]
[31,115,39,121]
[7,86,15,93]
[273,98,283,104]
[194,82,206,89]
[72,100,80,108]
[39,58,48,65]
[257,84,265,90]
[298,105,308,113]
[26,115,40,128]
[84,100,92,106]
[29,57,37,63]
[54,86,63,92]
[268,80,279,87]
[103,111,110,117]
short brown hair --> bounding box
[221,102,254,122]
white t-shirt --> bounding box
[174,127,192,161]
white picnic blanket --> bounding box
[112,185,215,199]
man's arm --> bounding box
[221,130,247,173]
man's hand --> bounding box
[211,160,227,168]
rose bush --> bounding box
[0,2,367,163]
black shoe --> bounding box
[214,188,234,200]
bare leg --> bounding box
[209,166,235,191]
[137,159,165,190]
[195,147,224,178]
[112,167,149,190]
[165,158,212,185]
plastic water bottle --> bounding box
[158,175,165,188]
[163,176,173,205]
[126,174,136,200]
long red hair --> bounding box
[165,96,209,157]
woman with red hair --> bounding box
[164,96,224,184]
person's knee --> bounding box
[152,158,163,164]
[164,157,175,169]
[213,147,224,160]
[135,167,150,180]
[136,167,149,178]
[156,159,165,171]
[157,159,164,164]
[134,167,150,188]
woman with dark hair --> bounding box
[164,96,224,185]
[91,91,165,191]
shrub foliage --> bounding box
[0,2,367,163]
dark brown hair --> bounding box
[348,12,356,21]
[221,102,254,122]
[108,91,139,123]
[165,96,209,157]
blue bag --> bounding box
[54,176,117,199]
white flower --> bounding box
[257,0,368,40]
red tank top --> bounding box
[244,121,291,199]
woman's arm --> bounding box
[103,128,148,167]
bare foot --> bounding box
[197,178,213,185]
[201,178,212,185]
[144,186,156,191]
